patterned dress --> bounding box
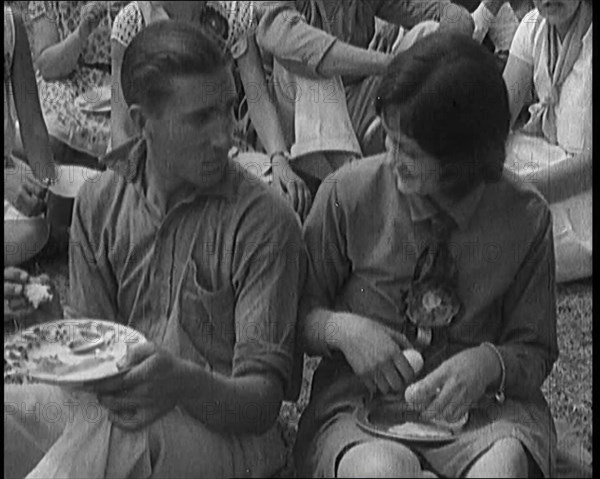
[28,1,127,158]
[4,5,17,161]
[111,1,257,150]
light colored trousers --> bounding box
[4,384,286,478]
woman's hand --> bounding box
[92,342,185,431]
[78,2,107,40]
[404,345,502,423]
[337,313,416,396]
[272,155,313,221]
[13,175,48,217]
[4,268,63,325]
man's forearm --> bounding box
[35,26,86,81]
[177,360,283,435]
[317,41,391,78]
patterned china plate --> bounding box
[4,319,146,386]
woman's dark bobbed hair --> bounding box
[375,32,510,199]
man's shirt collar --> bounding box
[100,137,237,201]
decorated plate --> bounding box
[355,397,461,445]
[4,319,146,386]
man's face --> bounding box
[143,68,237,190]
[382,115,442,196]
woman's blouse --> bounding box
[509,9,592,154]
[111,1,257,60]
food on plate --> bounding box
[388,421,453,438]
[24,280,53,309]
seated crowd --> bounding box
[3,1,592,478]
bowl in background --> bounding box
[4,203,50,266]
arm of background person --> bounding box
[534,145,593,203]
[503,15,535,127]
[30,2,99,81]
[375,0,473,35]
[237,36,288,156]
[255,1,390,79]
[503,54,533,126]
[11,10,56,181]
[110,39,137,149]
[497,205,559,399]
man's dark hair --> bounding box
[121,20,230,117]
[375,32,510,199]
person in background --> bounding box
[4,20,305,479]
[111,1,312,219]
[254,1,476,200]
[503,0,592,282]
[470,0,534,67]
[294,32,557,478]
[4,3,57,217]
[27,1,126,168]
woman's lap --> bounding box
[295,396,555,478]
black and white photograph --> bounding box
[3,1,592,477]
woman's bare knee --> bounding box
[336,440,422,478]
[465,437,529,478]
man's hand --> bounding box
[4,268,63,326]
[92,342,185,431]
[337,313,416,396]
[404,345,501,423]
[272,156,313,221]
[439,5,475,37]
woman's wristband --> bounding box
[481,342,506,403]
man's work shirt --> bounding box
[67,138,306,397]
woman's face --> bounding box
[534,0,582,27]
[383,122,443,197]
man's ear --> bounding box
[128,104,149,137]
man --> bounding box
[5,20,305,478]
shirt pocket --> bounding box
[178,260,236,366]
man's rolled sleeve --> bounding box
[67,187,119,321]
[498,204,559,399]
[255,1,338,77]
[231,196,307,392]
[374,0,450,28]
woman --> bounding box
[295,32,558,477]
[110,1,312,219]
[503,0,592,282]
[28,1,126,167]
[4,3,57,217]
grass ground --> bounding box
[9,255,593,476]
